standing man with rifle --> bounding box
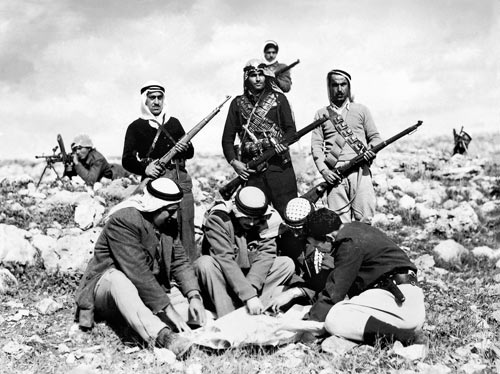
[311,69,382,223]
[263,40,293,93]
[122,81,197,262]
[222,59,298,217]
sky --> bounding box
[0,0,499,160]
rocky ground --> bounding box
[0,133,499,373]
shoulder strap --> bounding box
[326,107,367,155]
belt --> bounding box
[371,270,419,304]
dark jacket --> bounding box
[122,117,194,177]
[75,207,200,329]
[67,149,113,186]
[308,222,417,322]
[221,91,295,169]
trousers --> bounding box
[93,268,190,342]
[195,256,295,318]
[324,284,425,342]
[326,163,376,223]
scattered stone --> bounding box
[0,268,18,294]
[399,195,416,210]
[392,341,427,361]
[415,204,438,220]
[58,343,71,354]
[479,200,500,223]
[67,365,97,374]
[35,297,64,315]
[185,363,202,374]
[5,300,23,308]
[74,198,105,230]
[487,284,500,296]
[472,246,500,260]
[458,362,487,374]
[26,335,44,344]
[416,362,452,374]
[123,346,140,354]
[433,240,468,263]
[7,309,30,322]
[321,335,358,356]
[0,224,37,265]
[153,347,177,364]
[496,258,500,269]
[2,341,33,355]
[413,254,435,271]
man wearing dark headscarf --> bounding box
[221,59,298,217]
[122,81,197,262]
[263,40,292,93]
[311,69,382,224]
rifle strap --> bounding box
[145,120,178,161]
[326,107,367,156]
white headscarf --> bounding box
[140,80,171,128]
[105,178,182,222]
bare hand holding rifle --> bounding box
[135,95,232,193]
[219,114,331,200]
[302,121,423,203]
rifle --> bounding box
[273,59,300,76]
[219,114,331,200]
[302,121,424,203]
[134,95,232,193]
[35,134,74,187]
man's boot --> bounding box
[155,326,193,359]
[362,316,420,346]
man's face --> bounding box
[152,204,179,230]
[237,215,266,231]
[264,48,277,63]
[73,146,91,161]
[145,92,164,116]
[247,71,266,92]
[329,74,350,106]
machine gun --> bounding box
[35,134,73,187]
[302,121,424,203]
[133,96,232,193]
[219,114,331,200]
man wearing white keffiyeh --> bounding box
[122,81,198,262]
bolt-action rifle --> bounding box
[133,95,232,194]
[301,121,424,203]
[219,114,331,200]
[35,134,74,187]
[273,59,300,76]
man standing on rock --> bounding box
[311,69,382,223]
[271,207,426,346]
[263,40,292,93]
[75,178,206,358]
[195,186,295,318]
[222,59,298,217]
[122,81,197,262]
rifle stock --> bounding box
[134,95,232,193]
[219,114,330,200]
[302,121,423,200]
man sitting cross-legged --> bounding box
[195,186,295,318]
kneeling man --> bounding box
[196,186,295,318]
[75,178,206,357]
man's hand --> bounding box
[362,149,376,163]
[72,153,79,165]
[274,143,288,155]
[321,169,342,185]
[268,288,301,314]
[174,141,189,153]
[321,253,335,271]
[164,304,191,333]
[231,159,255,180]
[145,161,163,178]
[188,297,207,326]
[246,296,264,315]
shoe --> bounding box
[156,327,193,359]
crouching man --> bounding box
[195,186,295,318]
[272,205,425,345]
[74,178,206,358]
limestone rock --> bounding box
[0,268,18,294]
[0,224,37,265]
[472,246,500,260]
[74,198,105,230]
[480,200,500,224]
[413,254,435,271]
[372,213,402,229]
[399,195,416,210]
[35,297,63,314]
[45,190,92,206]
[321,335,358,356]
[415,204,438,220]
[433,240,468,263]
